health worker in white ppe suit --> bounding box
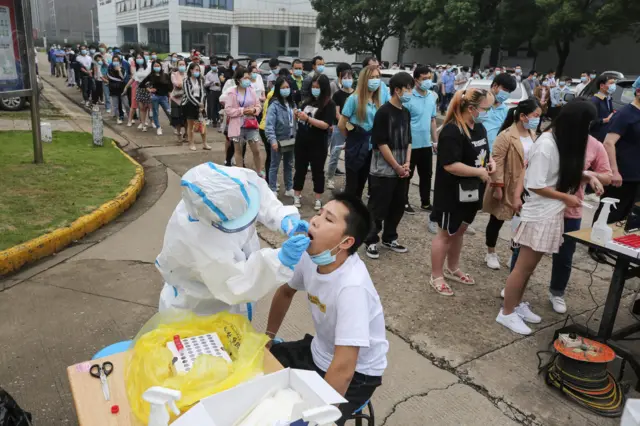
[156,162,311,316]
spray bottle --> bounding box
[142,386,181,426]
[591,197,620,244]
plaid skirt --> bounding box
[513,210,564,254]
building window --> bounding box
[185,0,203,6]
[209,0,227,9]
[289,27,300,48]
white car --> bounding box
[462,79,528,108]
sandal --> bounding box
[444,268,475,285]
[429,276,454,296]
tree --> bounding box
[310,0,412,61]
[534,0,640,76]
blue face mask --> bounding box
[153,67,161,73]
[311,88,321,98]
[178,65,186,72]
[524,116,540,130]
[112,62,120,67]
[97,60,103,65]
[293,69,303,77]
[607,84,617,95]
[400,91,412,104]
[280,88,291,98]
[580,76,587,82]
[590,74,597,79]
[90,49,96,55]
[151,55,157,60]
[341,79,353,89]
[210,66,217,72]
[231,65,237,71]
[532,76,537,81]
[316,65,325,73]
[420,79,433,91]
[136,59,144,65]
[251,72,258,80]
[193,71,201,78]
[241,79,252,88]
[368,78,381,91]
[495,90,510,104]
[271,68,279,75]
[81,50,87,55]
[473,110,489,123]
[171,57,178,62]
[309,238,348,266]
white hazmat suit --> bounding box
[156,162,300,316]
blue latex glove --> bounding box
[281,215,309,237]
[278,234,311,270]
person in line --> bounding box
[170,60,188,144]
[326,67,355,190]
[589,75,617,142]
[266,192,388,425]
[107,55,129,124]
[266,76,297,196]
[339,65,391,199]
[514,65,523,82]
[289,59,306,107]
[91,53,106,108]
[266,58,280,91]
[292,74,336,210]
[440,64,456,114]
[142,60,173,136]
[590,78,640,263]
[183,63,211,151]
[575,71,591,96]
[454,66,470,91]
[522,71,537,99]
[99,52,111,112]
[302,56,325,98]
[402,66,438,216]
[225,67,263,175]
[483,99,541,270]
[549,76,571,120]
[483,73,518,152]
[248,64,266,102]
[429,88,495,296]
[157,162,310,318]
[329,62,351,96]
[134,54,153,131]
[364,72,414,259]
[54,45,66,78]
[66,46,76,87]
[123,54,149,128]
[534,77,551,128]
[205,57,223,126]
[76,46,94,107]
[496,100,595,335]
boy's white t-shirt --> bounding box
[288,252,389,377]
[521,132,565,222]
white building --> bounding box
[96,0,355,61]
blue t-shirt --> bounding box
[341,90,389,132]
[608,103,640,181]
[404,88,437,149]
[484,103,509,152]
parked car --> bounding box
[462,79,527,108]
[379,69,411,86]
[577,78,636,110]
[0,76,44,111]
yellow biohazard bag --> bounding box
[125,310,269,423]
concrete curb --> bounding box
[0,141,145,276]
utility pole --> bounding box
[22,0,43,163]
[90,9,95,42]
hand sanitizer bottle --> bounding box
[591,197,620,244]
[143,387,182,426]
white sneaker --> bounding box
[496,309,532,335]
[117,119,123,124]
[142,126,148,132]
[157,128,163,136]
[293,196,301,208]
[174,129,178,135]
[507,255,512,269]
[137,123,143,129]
[327,179,335,190]
[500,288,505,298]
[549,293,567,314]
[485,253,500,270]
[515,302,542,324]
[314,200,322,211]
[127,121,133,127]
[284,189,295,198]
[465,226,476,235]
[151,121,156,129]
[428,220,438,234]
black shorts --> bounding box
[270,334,381,425]
[431,209,477,235]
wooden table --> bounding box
[67,349,283,426]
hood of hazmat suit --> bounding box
[156,162,300,315]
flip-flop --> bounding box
[429,276,454,296]
[444,268,475,285]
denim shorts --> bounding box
[231,128,260,144]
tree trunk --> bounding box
[373,43,383,63]
[554,38,571,77]
[489,43,500,67]
[472,50,484,70]
[397,30,407,64]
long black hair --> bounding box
[499,98,541,133]
[233,66,247,86]
[273,76,293,107]
[549,98,596,194]
[303,74,331,108]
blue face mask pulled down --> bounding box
[280,88,291,98]
[311,88,321,98]
[309,238,348,266]
[495,90,510,104]
[368,78,381,91]
[524,117,540,130]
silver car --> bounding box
[462,79,528,108]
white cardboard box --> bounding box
[171,368,347,426]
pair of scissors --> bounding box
[90,361,114,401]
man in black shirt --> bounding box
[364,72,414,259]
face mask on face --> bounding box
[171,57,178,62]
[271,68,279,75]
[316,65,325,73]
[241,79,251,88]
[251,72,259,80]
[136,58,144,65]
[608,84,617,95]
[151,55,157,60]
[144,55,150,62]
[280,88,291,98]
[153,67,161,73]
[516,69,522,74]
[524,116,540,130]
[193,71,201,78]
[495,90,510,104]
[81,49,87,55]
[97,60,103,65]
[400,90,412,104]
[473,108,489,123]
[231,65,237,71]
[112,61,120,67]
[559,82,566,88]
[495,70,501,75]
[309,238,348,266]
[341,79,353,89]
[532,76,537,81]
[178,65,186,72]
[420,79,433,91]
[210,66,217,72]
[580,76,587,82]
[311,87,321,98]
[590,74,597,79]
[90,49,96,55]
[99,47,105,53]
[543,81,549,87]
[293,69,303,77]
[368,78,381,91]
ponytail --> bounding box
[498,98,541,134]
[442,88,492,138]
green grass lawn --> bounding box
[0,131,137,250]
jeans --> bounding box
[103,84,111,111]
[326,127,345,179]
[151,95,171,128]
[269,147,294,192]
[549,218,582,297]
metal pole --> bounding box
[23,0,43,163]
[91,9,95,42]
